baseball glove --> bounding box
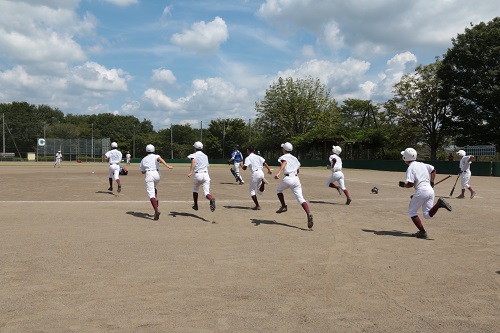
[371,187,379,194]
[398,181,406,188]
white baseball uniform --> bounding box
[243,152,266,196]
[188,150,211,197]
[276,153,306,204]
[54,152,62,168]
[405,161,435,219]
[105,149,122,180]
[139,153,162,199]
[126,153,131,165]
[326,153,346,190]
[459,155,473,189]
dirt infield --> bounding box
[0,162,499,333]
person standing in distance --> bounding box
[188,141,216,212]
[126,151,131,165]
[242,146,273,210]
[229,145,245,185]
[399,148,452,239]
[326,145,352,205]
[274,142,313,229]
[104,142,123,192]
[456,149,476,199]
[139,144,173,220]
[54,150,62,168]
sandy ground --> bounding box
[0,161,499,333]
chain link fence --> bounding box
[36,138,111,162]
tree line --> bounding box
[1,17,499,161]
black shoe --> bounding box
[117,184,122,193]
[276,205,287,213]
[108,186,113,191]
[153,211,161,220]
[345,198,352,205]
[210,198,216,212]
[411,231,428,239]
[307,214,313,229]
[437,198,452,212]
[192,205,198,211]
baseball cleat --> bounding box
[153,211,161,220]
[108,186,113,191]
[307,214,313,229]
[210,198,216,212]
[345,198,352,205]
[117,184,121,193]
[252,206,262,210]
[411,231,428,239]
[192,205,198,211]
[456,194,465,199]
[437,198,452,211]
[276,205,287,213]
[470,191,476,199]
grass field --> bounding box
[0,162,499,332]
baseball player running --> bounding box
[399,148,452,239]
[456,149,476,199]
[242,146,273,210]
[229,145,245,185]
[54,150,62,168]
[326,145,352,205]
[188,141,216,212]
[274,142,313,229]
[139,144,173,220]
[104,142,123,192]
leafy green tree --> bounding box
[254,76,339,157]
[439,18,500,148]
[387,59,451,160]
[206,118,248,159]
[0,102,65,152]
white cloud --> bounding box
[171,16,229,52]
[68,62,131,92]
[102,0,139,6]
[142,89,182,110]
[257,0,498,57]
[151,69,176,85]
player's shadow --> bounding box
[169,211,211,223]
[224,205,252,210]
[250,218,309,231]
[126,211,154,220]
[362,229,415,238]
[309,200,338,205]
[96,190,116,196]
[496,271,500,275]
[219,182,242,185]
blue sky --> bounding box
[0,0,497,130]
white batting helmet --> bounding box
[193,141,203,149]
[281,142,293,152]
[111,142,118,148]
[332,146,342,155]
[401,148,417,161]
[456,149,466,157]
[146,144,155,153]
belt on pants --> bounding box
[146,169,158,172]
[196,170,207,173]
[285,173,297,177]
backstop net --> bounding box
[36,138,111,162]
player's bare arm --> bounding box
[264,162,272,174]
[188,158,195,177]
[158,157,173,169]
[274,160,287,179]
